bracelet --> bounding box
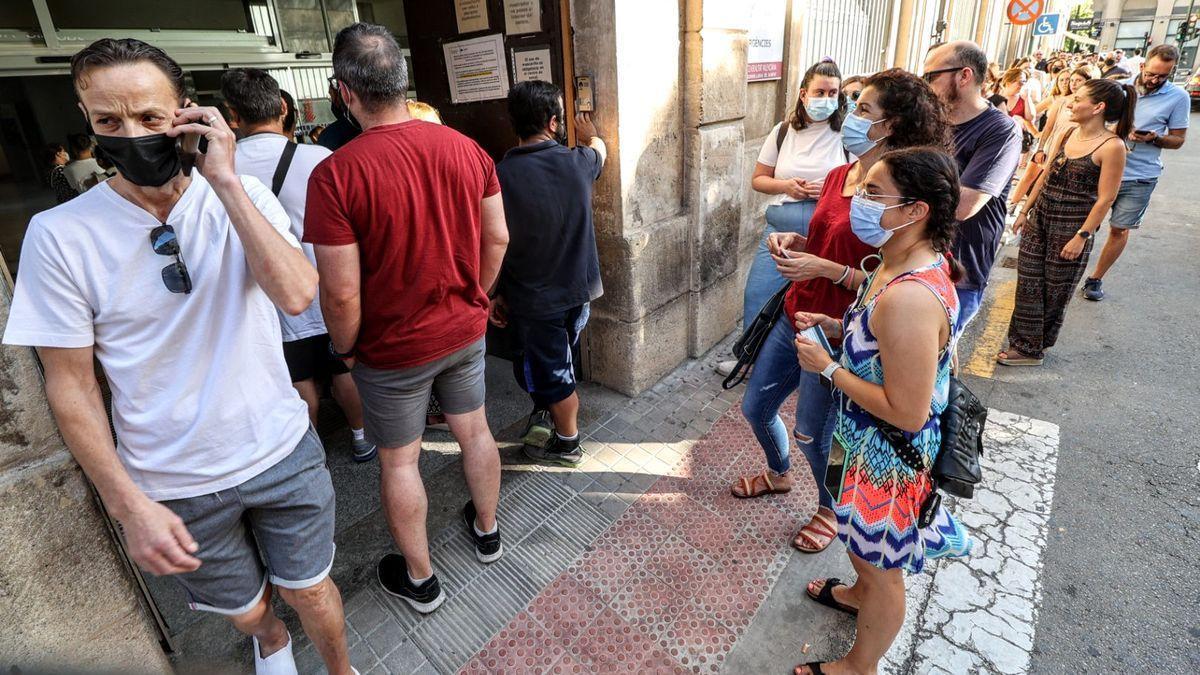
[834,265,851,287]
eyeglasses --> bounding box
[853,186,913,204]
[922,66,963,83]
[150,224,192,294]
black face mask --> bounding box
[94,133,181,187]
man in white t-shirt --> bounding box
[63,132,108,192]
[221,67,375,463]
[1,39,353,674]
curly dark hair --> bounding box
[879,146,965,283]
[862,68,951,151]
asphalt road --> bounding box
[959,112,1200,674]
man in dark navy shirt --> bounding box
[924,41,1022,333]
[491,80,606,466]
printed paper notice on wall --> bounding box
[455,0,489,34]
[504,0,542,35]
[747,0,786,81]
[444,34,511,104]
[513,47,552,84]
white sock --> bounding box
[351,427,365,441]
[555,431,579,442]
[473,518,498,537]
[408,571,432,586]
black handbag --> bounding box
[722,282,791,389]
[872,376,988,524]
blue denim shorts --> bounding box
[163,425,336,614]
[1109,178,1158,230]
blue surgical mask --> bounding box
[841,113,886,156]
[845,98,858,115]
[849,194,916,248]
[804,96,838,122]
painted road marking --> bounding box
[883,410,1060,674]
[963,278,1017,380]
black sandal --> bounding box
[795,662,827,675]
[805,577,858,616]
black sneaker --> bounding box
[521,408,554,449]
[463,500,504,563]
[524,434,584,467]
[377,553,445,614]
[1082,277,1104,301]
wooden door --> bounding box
[404,0,569,160]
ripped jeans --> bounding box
[740,315,839,509]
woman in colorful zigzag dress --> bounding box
[790,147,972,675]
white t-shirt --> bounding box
[234,134,331,341]
[63,158,108,192]
[756,121,845,205]
[2,173,310,501]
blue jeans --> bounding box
[1108,177,1157,230]
[743,200,818,330]
[955,286,985,334]
[740,316,839,509]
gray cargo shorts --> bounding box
[162,425,336,615]
[352,336,487,448]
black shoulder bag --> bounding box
[271,141,298,196]
[722,281,790,389]
[872,376,988,527]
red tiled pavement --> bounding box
[459,395,817,674]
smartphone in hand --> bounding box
[798,324,834,355]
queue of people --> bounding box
[1,20,1191,675]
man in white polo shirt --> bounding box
[1,39,353,674]
[221,66,376,464]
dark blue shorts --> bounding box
[511,304,590,407]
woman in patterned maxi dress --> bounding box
[791,148,972,675]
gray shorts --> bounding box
[162,426,336,615]
[353,337,487,448]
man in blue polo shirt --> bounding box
[490,80,606,466]
[1083,44,1190,301]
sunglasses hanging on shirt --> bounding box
[150,224,193,294]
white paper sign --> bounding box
[443,34,511,103]
[455,0,489,34]
[504,0,542,35]
[513,48,553,84]
[747,0,787,81]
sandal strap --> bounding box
[761,472,775,491]
[806,512,837,538]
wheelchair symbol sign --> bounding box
[1033,14,1061,36]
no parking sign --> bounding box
[1006,0,1044,26]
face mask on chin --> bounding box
[93,133,182,188]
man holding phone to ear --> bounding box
[2,39,354,674]
[1082,44,1189,302]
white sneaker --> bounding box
[253,633,297,675]
[715,359,740,377]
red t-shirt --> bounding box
[304,121,500,369]
[783,162,877,342]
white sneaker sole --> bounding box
[475,543,504,564]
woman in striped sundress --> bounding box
[999,78,1134,366]
[790,147,972,675]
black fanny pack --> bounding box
[872,376,988,526]
[722,282,791,389]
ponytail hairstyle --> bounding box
[879,146,966,283]
[791,58,845,132]
[1080,79,1138,139]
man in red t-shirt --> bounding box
[304,23,510,614]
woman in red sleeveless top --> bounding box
[730,70,951,556]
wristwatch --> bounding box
[329,342,354,360]
[1076,230,1093,240]
[820,362,843,388]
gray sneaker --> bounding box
[352,436,377,463]
[715,359,739,377]
[1082,277,1104,302]
[521,409,554,449]
[524,434,583,467]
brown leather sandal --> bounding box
[792,509,838,553]
[730,471,792,498]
